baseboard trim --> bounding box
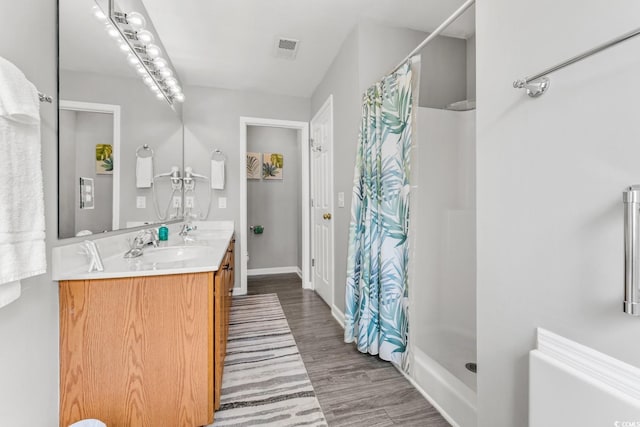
[331,305,345,329]
[247,266,299,276]
[296,267,302,279]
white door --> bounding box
[310,96,334,306]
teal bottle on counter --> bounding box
[158,224,169,241]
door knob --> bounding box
[323,213,332,220]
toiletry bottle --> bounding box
[159,224,169,241]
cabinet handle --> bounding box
[222,263,230,271]
[227,248,233,253]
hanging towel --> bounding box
[136,156,153,188]
[211,159,225,190]
[0,56,46,308]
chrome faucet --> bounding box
[179,223,197,238]
[124,228,160,258]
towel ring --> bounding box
[211,149,226,161]
[136,144,154,158]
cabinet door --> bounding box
[60,274,212,427]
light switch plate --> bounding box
[218,197,227,209]
[79,177,94,210]
[136,196,146,209]
[338,192,345,208]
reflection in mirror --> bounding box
[58,0,184,239]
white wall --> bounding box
[0,0,59,425]
[247,126,301,270]
[477,0,640,425]
[183,85,310,289]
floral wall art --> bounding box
[247,152,261,179]
[95,144,113,175]
[262,152,283,180]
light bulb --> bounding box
[153,57,168,70]
[92,5,107,22]
[127,53,139,66]
[169,85,181,94]
[156,92,165,99]
[126,11,146,30]
[105,24,119,39]
[136,64,147,75]
[174,93,185,103]
[164,77,177,87]
[136,30,154,44]
[119,42,130,52]
[143,76,154,87]
[159,68,173,78]
[145,44,161,58]
[150,85,161,92]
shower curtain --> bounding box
[344,60,415,369]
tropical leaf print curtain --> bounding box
[344,61,414,368]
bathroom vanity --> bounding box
[53,222,235,427]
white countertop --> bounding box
[52,221,234,281]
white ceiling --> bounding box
[143,0,475,97]
[59,0,475,98]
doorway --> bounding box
[58,100,121,238]
[239,117,310,295]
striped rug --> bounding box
[211,293,328,427]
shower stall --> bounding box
[409,105,477,427]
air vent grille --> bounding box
[274,37,300,60]
[278,39,297,51]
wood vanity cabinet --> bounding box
[59,238,235,427]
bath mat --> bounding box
[211,293,328,427]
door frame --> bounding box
[309,95,335,309]
[59,100,121,232]
[239,117,311,295]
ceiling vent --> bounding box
[274,37,300,60]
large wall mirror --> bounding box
[58,0,185,239]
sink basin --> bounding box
[142,246,208,263]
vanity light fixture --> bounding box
[92,1,184,105]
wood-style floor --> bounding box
[247,274,450,427]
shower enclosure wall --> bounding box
[409,107,477,427]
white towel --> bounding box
[0,56,46,308]
[211,159,225,190]
[136,156,153,188]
